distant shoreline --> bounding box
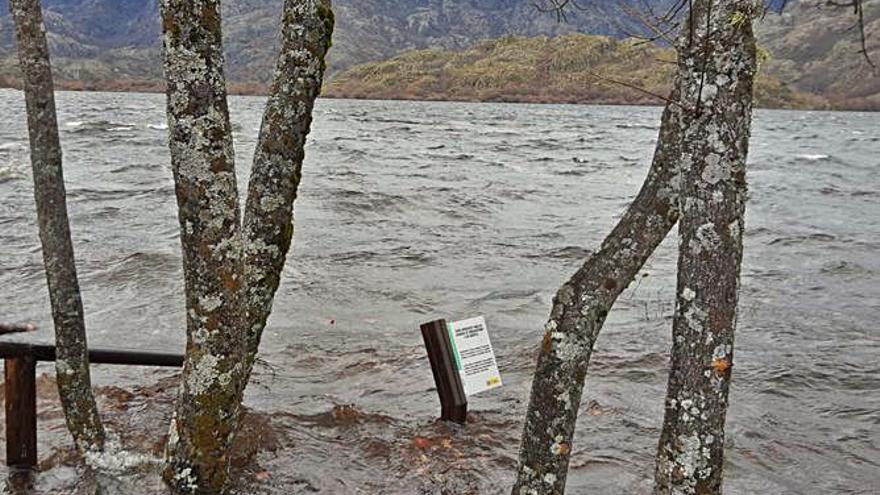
[1,80,876,112]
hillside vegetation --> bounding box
[326,34,826,109]
[756,0,880,109]
[0,0,875,108]
[0,0,635,83]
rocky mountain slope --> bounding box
[0,0,876,107]
[0,0,639,82]
[755,0,880,108]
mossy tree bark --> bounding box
[160,1,246,492]
[653,1,757,493]
[242,0,334,380]
[160,1,333,493]
[8,0,105,453]
[512,80,685,495]
[513,2,758,493]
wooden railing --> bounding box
[2,318,471,475]
[0,341,183,471]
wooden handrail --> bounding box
[0,341,184,367]
[0,323,37,336]
[1,340,184,473]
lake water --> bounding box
[0,90,877,494]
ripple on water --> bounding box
[1,95,878,494]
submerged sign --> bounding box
[447,316,502,396]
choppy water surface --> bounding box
[0,90,877,494]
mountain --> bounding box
[324,33,824,109]
[0,0,641,83]
[755,0,880,109]
[0,0,877,108]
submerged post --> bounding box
[420,319,467,423]
[5,356,37,470]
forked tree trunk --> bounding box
[242,0,334,378]
[512,88,685,493]
[160,1,334,493]
[654,1,757,493]
[8,0,105,453]
[160,1,247,493]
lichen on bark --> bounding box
[160,1,246,493]
[241,0,334,381]
[159,1,334,493]
[513,2,759,492]
[8,0,105,453]
[512,72,686,495]
[654,1,758,494]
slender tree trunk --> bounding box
[512,91,685,493]
[242,0,334,377]
[159,1,246,493]
[8,0,105,453]
[654,1,757,494]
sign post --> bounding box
[421,316,502,424]
[420,319,468,423]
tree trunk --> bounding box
[160,1,334,492]
[159,1,246,493]
[512,91,685,493]
[242,0,334,377]
[654,1,757,494]
[8,0,105,453]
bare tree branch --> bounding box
[533,0,589,22]
[780,0,875,67]
[0,323,38,335]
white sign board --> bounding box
[448,316,502,396]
